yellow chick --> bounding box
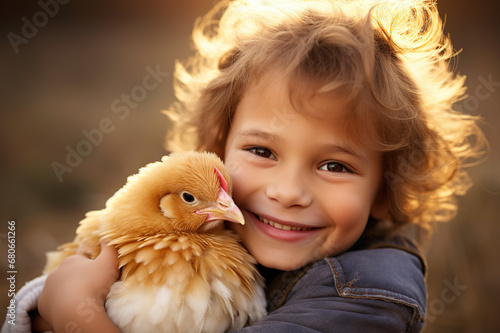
[43,151,266,333]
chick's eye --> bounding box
[248,147,275,159]
[319,162,351,173]
[181,192,196,203]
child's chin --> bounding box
[273,262,305,271]
[257,254,310,271]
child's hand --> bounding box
[38,242,120,332]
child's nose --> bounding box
[265,171,312,208]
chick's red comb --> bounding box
[214,166,229,193]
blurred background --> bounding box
[0,0,499,332]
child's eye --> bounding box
[247,147,276,159]
[319,162,352,173]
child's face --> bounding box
[224,70,387,271]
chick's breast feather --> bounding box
[44,151,266,333]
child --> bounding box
[4,0,486,332]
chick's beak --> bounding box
[196,187,245,225]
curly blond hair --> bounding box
[165,0,487,236]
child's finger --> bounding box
[96,242,120,280]
[76,242,96,258]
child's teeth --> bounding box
[259,216,311,231]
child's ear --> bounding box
[370,185,390,220]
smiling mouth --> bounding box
[257,215,314,231]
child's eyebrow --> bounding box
[236,129,283,145]
[318,143,365,162]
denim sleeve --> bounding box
[230,248,426,333]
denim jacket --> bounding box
[230,234,427,333]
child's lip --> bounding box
[249,212,322,242]
[255,213,317,230]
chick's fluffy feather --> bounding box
[44,151,266,333]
